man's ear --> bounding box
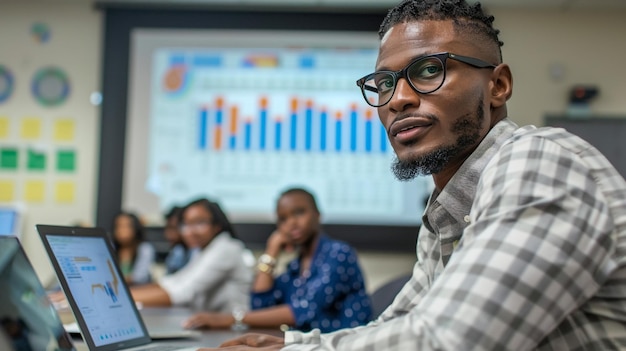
[489,63,513,108]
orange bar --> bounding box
[306,99,314,109]
[260,97,268,109]
[230,106,238,134]
[290,98,298,113]
[365,109,373,120]
[214,127,222,150]
[335,111,343,120]
[216,97,224,109]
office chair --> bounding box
[370,273,412,318]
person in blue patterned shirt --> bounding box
[183,188,371,332]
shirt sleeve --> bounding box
[251,272,288,309]
[131,242,155,285]
[159,235,241,306]
[283,135,618,350]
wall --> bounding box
[1,2,626,291]
[494,7,626,125]
[0,1,101,286]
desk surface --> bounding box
[142,307,283,347]
[65,307,283,350]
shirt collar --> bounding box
[424,118,519,230]
[287,234,328,274]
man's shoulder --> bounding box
[504,124,592,155]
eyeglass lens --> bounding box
[361,56,446,107]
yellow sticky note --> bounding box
[55,181,74,203]
[54,119,75,141]
[25,180,45,202]
[21,117,42,139]
[0,117,9,139]
[0,180,15,202]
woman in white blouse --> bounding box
[130,198,254,312]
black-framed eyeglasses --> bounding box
[356,52,496,108]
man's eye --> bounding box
[411,60,443,80]
[376,76,394,93]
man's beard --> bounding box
[391,96,485,181]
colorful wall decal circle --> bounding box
[31,22,51,43]
[31,66,70,107]
[0,65,14,104]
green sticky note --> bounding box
[0,148,18,170]
[57,150,76,172]
[27,149,46,170]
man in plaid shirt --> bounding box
[201,0,626,349]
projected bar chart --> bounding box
[196,96,388,153]
[143,40,431,226]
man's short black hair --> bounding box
[379,0,504,62]
[279,187,320,214]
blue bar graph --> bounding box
[196,98,388,154]
[245,122,252,150]
[290,112,297,151]
[229,135,236,150]
[275,120,282,150]
[260,111,267,150]
[305,103,313,151]
[350,109,357,153]
[365,119,372,152]
[335,117,342,152]
[380,124,387,153]
[199,108,208,149]
[216,109,223,125]
[320,110,327,152]
[260,98,268,151]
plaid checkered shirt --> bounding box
[282,118,626,350]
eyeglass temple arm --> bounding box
[449,53,496,68]
[362,85,378,93]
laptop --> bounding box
[36,225,199,351]
[0,206,21,237]
[0,236,77,351]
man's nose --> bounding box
[388,78,421,112]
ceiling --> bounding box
[91,0,626,10]
[4,0,626,10]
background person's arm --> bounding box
[184,304,295,329]
[159,236,242,307]
[130,283,172,306]
[253,230,291,293]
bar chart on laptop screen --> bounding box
[131,31,431,225]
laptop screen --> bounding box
[0,237,75,351]
[0,207,19,236]
[38,226,152,351]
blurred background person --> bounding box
[111,211,155,285]
[130,198,254,313]
[183,188,372,332]
[162,205,189,274]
